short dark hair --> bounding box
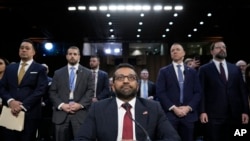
[210,41,225,50]
[90,55,100,61]
[21,38,36,51]
[112,63,138,82]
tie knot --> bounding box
[177,64,181,68]
[70,67,75,70]
[21,62,27,66]
[122,103,132,111]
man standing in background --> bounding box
[89,55,110,102]
[49,46,94,141]
[156,43,201,141]
[0,39,48,141]
[198,41,249,141]
[137,68,156,100]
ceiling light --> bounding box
[78,6,86,10]
[99,6,108,11]
[174,5,183,11]
[153,5,163,11]
[68,7,76,11]
[164,6,172,11]
[89,6,97,11]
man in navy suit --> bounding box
[89,55,110,102]
[198,41,249,141]
[49,46,94,141]
[137,68,156,100]
[0,39,48,141]
[156,43,201,141]
[75,63,181,141]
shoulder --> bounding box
[91,98,114,109]
[137,98,161,108]
[78,65,92,73]
[98,70,108,75]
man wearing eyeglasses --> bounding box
[75,63,181,141]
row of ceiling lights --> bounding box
[67,4,212,40]
[68,4,184,40]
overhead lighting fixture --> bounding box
[78,6,86,10]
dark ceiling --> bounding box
[1,0,250,44]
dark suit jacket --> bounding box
[198,61,250,119]
[0,61,48,119]
[49,65,94,124]
[156,64,201,122]
[95,70,110,100]
[75,97,181,141]
[137,80,156,98]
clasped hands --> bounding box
[172,106,191,118]
[61,102,82,114]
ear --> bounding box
[111,85,116,93]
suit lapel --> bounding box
[169,64,179,86]
[135,99,148,140]
[105,99,119,140]
[19,62,35,85]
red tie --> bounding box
[220,63,227,83]
[122,103,133,140]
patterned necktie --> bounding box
[177,65,184,103]
[69,67,75,91]
[220,63,227,83]
[122,103,133,140]
[18,63,27,85]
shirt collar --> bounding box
[68,63,79,70]
[116,97,136,109]
[20,59,33,66]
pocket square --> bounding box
[30,72,38,74]
[142,111,148,115]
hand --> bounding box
[9,100,22,116]
[242,113,249,124]
[92,97,98,102]
[69,102,82,113]
[200,113,208,123]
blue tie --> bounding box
[143,80,147,98]
[69,67,75,91]
[177,65,184,103]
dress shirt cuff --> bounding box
[7,98,15,105]
[169,105,176,111]
[80,104,84,109]
[20,105,27,112]
[58,103,64,110]
[187,105,192,111]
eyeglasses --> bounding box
[114,75,137,82]
[214,46,226,50]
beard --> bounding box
[115,86,137,100]
[215,51,227,59]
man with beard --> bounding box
[198,41,249,141]
[89,55,110,102]
[49,46,94,141]
[75,63,181,141]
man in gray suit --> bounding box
[49,46,94,141]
